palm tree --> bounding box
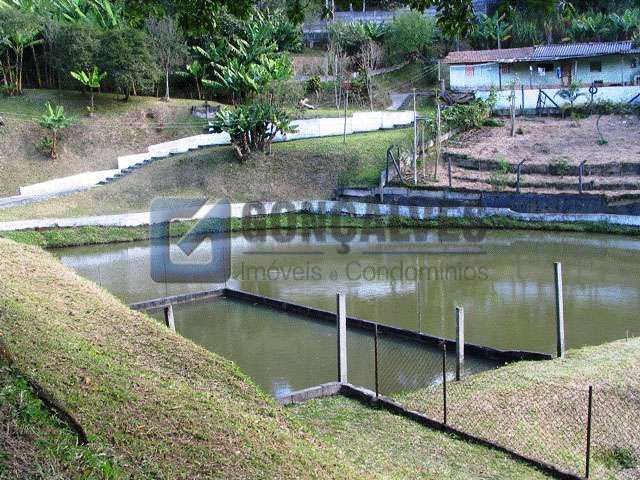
[70,66,107,114]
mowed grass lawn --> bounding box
[291,396,549,479]
[0,128,411,220]
[0,89,211,196]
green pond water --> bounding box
[55,228,640,396]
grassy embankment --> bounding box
[0,127,412,221]
[1,213,640,250]
[0,238,356,479]
[292,337,640,479]
[0,89,212,197]
[0,238,551,478]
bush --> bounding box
[489,158,512,191]
[270,80,305,108]
[99,28,158,99]
[50,24,102,87]
[384,11,437,63]
[208,101,296,160]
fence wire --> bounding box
[370,337,640,478]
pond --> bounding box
[55,228,640,396]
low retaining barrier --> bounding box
[129,286,552,363]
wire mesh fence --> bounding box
[364,334,640,478]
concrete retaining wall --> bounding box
[338,188,640,216]
[10,112,414,201]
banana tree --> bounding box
[70,66,107,114]
[38,102,72,160]
[0,8,41,95]
[178,59,205,100]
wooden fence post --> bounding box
[163,304,176,332]
[336,293,347,383]
[455,307,464,381]
[554,262,565,358]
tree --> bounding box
[0,8,41,95]
[408,0,474,40]
[99,27,158,100]
[209,102,296,160]
[179,59,205,100]
[470,12,512,50]
[146,17,187,101]
[359,40,382,111]
[70,66,107,114]
[50,23,102,87]
[38,102,72,160]
[384,10,437,62]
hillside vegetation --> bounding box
[0,238,355,478]
[0,90,209,196]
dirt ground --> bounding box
[445,115,640,166]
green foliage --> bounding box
[509,8,543,47]
[482,118,505,127]
[567,8,640,42]
[328,21,384,56]
[209,101,297,160]
[70,65,107,112]
[99,27,158,99]
[489,158,512,191]
[384,11,437,62]
[550,157,570,176]
[197,11,294,103]
[470,12,512,50]
[0,7,41,94]
[596,446,637,470]
[37,102,72,159]
[305,74,322,98]
[408,0,475,39]
[50,23,102,78]
[555,80,586,110]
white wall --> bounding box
[450,63,500,90]
[477,85,640,110]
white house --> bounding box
[444,41,640,91]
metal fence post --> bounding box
[554,262,565,358]
[442,342,447,425]
[455,307,464,381]
[336,293,348,383]
[579,160,587,194]
[585,385,593,478]
[163,304,176,332]
[374,324,379,398]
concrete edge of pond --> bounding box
[128,286,553,363]
[2,200,640,232]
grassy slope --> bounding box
[0,361,120,479]
[0,238,356,479]
[400,339,640,478]
[0,89,211,196]
[291,396,549,479]
[0,128,411,221]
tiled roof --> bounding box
[444,41,640,65]
[532,41,640,60]
[443,47,534,64]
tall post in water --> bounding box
[455,307,464,381]
[336,293,348,383]
[163,304,176,332]
[554,262,565,358]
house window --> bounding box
[465,66,475,76]
[590,61,602,72]
[501,64,511,74]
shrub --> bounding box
[489,158,512,191]
[384,11,437,63]
[37,103,72,160]
[209,101,297,160]
[551,157,571,176]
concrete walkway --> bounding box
[387,93,411,111]
[2,200,640,232]
[1,111,415,210]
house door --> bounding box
[561,62,572,86]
